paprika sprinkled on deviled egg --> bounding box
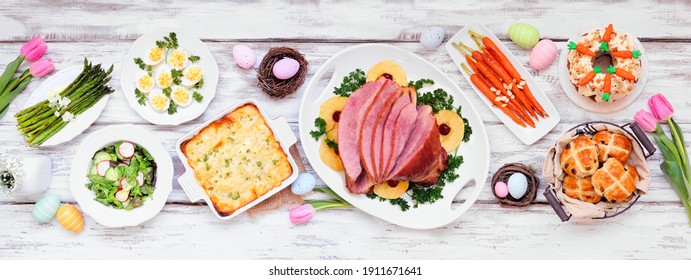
[171,86,192,107]
[144,46,164,65]
[155,64,174,88]
[135,70,154,93]
[167,48,188,70]
[181,64,203,86]
[149,89,170,112]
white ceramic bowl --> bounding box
[120,30,219,125]
[69,125,173,227]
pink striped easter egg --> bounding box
[529,39,558,70]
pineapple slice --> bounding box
[435,110,465,152]
[366,60,407,86]
[373,180,409,199]
[319,96,348,140]
[319,138,343,171]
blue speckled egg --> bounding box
[507,173,528,199]
[420,27,445,49]
[32,194,61,223]
[291,173,316,195]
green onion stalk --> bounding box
[14,58,113,146]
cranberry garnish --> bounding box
[332,111,341,122]
[382,73,393,80]
[439,124,451,136]
[387,180,399,187]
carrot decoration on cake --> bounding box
[602,24,614,42]
[614,67,637,81]
[602,66,615,101]
[578,66,602,86]
[611,50,641,59]
[568,42,596,56]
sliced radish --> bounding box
[136,171,145,186]
[115,187,130,202]
[119,178,135,190]
[96,160,111,176]
[118,142,135,159]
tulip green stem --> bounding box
[668,118,691,180]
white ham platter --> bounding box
[298,44,490,229]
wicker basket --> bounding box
[491,163,539,207]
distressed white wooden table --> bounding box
[1,0,690,259]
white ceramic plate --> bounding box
[69,125,173,227]
[298,44,490,229]
[446,22,560,145]
[176,99,299,220]
[557,27,648,113]
[24,66,110,146]
[121,30,219,125]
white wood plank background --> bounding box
[1,0,690,259]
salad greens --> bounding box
[86,141,157,210]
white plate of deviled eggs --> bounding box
[121,30,219,125]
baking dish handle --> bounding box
[272,116,297,147]
[628,122,656,159]
[543,188,571,222]
[177,172,205,202]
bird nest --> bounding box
[491,162,539,207]
[257,47,308,98]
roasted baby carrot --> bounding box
[470,58,534,126]
[462,64,527,128]
[602,24,614,42]
[479,51,539,118]
[615,68,637,81]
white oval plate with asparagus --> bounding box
[16,60,113,147]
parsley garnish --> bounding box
[325,138,338,152]
[189,55,200,63]
[193,91,203,102]
[134,58,146,70]
[408,78,434,90]
[310,117,328,140]
[171,69,183,85]
[167,100,178,115]
[134,89,147,106]
[417,88,455,113]
[162,87,172,97]
[455,106,473,143]
[193,78,204,89]
[155,32,179,49]
[333,69,366,97]
[409,186,444,208]
[366,193,410,212]
[146,65,153,76]
[407,154,464,208]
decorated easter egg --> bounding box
[272,57,300,80]
[32,194,61,223]
[508,23,540,49]
[56,204,84,233]
[507,173,529,199]
[494,181,509,198]
[420,27,445,49]
[291,173,316,195]
[232,45,256,69]
[529,39,558,70]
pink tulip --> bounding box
[20,37,47,62]
[649,93,674,121]
[29,58,54,78]
[289,204,314,225]
[634,110,657,132]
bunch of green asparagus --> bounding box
[15,59,113,146]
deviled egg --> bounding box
[144,47,164,65]
[155,64,174,88]
[148,89,170,112]
[135,71,154,93]
[167,48,188,70]
[171,86,192,107]
[181,64,203,86]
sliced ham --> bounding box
[358,79,399,182]
[338,80,385,192]
[370,88,403,182]
[387,105,446,182]
[380,94,417,181]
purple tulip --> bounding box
[20,37,47,62]
[29,58,54,78]
[634,110,657,132]
[649,93,674,121]
[289,204,314,225]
